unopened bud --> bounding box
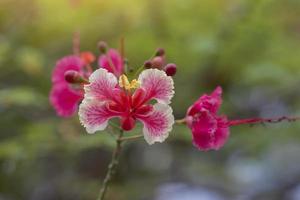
[97,41,108,54]
[80,51,96,65]
[151,56,164,69]
[155,48,165,56]
[164,63,177,76]
[144,60,152,69]
[64,70,82,83]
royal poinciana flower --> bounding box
[79,68,174,144]
[50,55,86,117]
[50,49,123,117]
[186,86,230,151]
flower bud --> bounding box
[144,60,152,69]
[64,70,82,83]
[164,63,177,76]
[151,56,164,69]
[155,48,165,56]
[80,51,95,65]
[97,41,108,54]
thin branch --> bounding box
[109,122,122,131]
[73,31,80,56]
[119,134,143,141]
[120,37,125,62]
[229,116,300,126]
[97,130,124,200]
[175,118,186,124]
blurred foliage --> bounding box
[0,0,300,199]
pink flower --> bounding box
[186,87,230,151]
[79,68,174,144]
[50,55,85,117]
[50,83,84,117]
[98,49,124,77]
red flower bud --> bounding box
[155,48,165,56]
[97,41,108,54]
[64,70,81,83]
[164,63,177,76]
[144,60,152,69]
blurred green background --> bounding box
[1,0,300,199]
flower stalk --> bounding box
[228,116,300,126]
[97,129,124,200]
[119,134,143,141]
[73,31,80,56]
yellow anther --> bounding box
[119,74,140,90]
[119,74,130,89]
[130,79,140,89]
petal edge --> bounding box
[138,69,174,104]
[78,100,117,134]
[137,103,174,145]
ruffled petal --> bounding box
[187,86,222,115]
[79,100,118,134]
[138,69,174,104]
[98,49,124,77]
[52,55,84,84]
[191,111,229,151]
[84,68,118,101]
[50,83,83,117]
[213,116,230,150]
[136,103,174,145]
[191,111,218,151]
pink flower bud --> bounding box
[164,63,177,76]
[97,41,108,53]
[155,48,165,56]
[152,56,164,69]
[64,70,81,83]
[186,87,230,151]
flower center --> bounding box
[118,74,140,90]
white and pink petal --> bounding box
[78,100,118,134]
[138,69,174,104]
[84,68,118,101]
[136,103,174,145]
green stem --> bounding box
[97,118,185,200]
[120,134,143,141]
[175,118,186,124]
[132,50,157,78]
[97,130,124,200]
[133,65,144,78]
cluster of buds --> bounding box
[143,48,177,76]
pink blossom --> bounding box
[50,83,84,117]
[98,49,124,77]
[51,55,84,84]
[79,68,174,144]
[50,55,85,117]
[186,86,230,151]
